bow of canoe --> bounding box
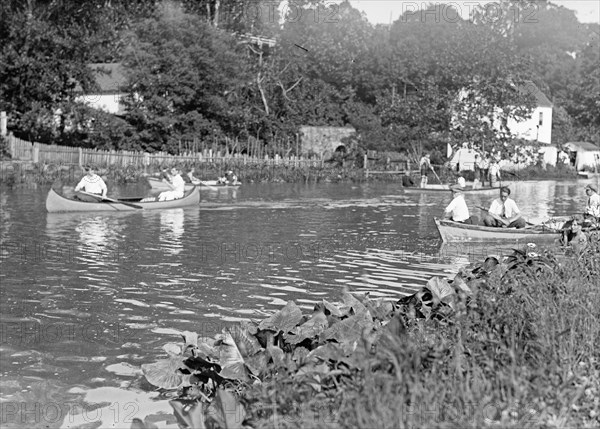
[46,187,200,213]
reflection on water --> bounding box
[0,179,592,425]
[159,209,184,255]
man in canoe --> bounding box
[74,165,107,201]
[157,168,185,201]
[584,184,600,220]
[443,185,475,224]
[483,186,527,228]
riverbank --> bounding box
[129,239,599,428]
[0,160,583,187]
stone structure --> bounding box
[299,126,356,159]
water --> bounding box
[0,179,592,427]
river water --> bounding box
[0,179,593,427]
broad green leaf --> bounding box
[215,331,249,382]
[207,388,246,429]
[141,355,187,389]
[285,311,329,344]
[258,301,303,333]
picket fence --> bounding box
[5,134,328,169]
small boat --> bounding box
[434,218,562,242]
[578,171,600,179]
[197,180,241,189]
[404,185,504,194]
[147,177,196,191]
[46,187,200,213]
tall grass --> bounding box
[244,240,599,428]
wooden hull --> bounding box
[578,172,600,179]
[434,218,560,242]
[147,177,196,191]
[46,187,200,212]
[404,185,502,194]
[198,180,241,189]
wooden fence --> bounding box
[5,134,328,169]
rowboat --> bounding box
[434,218,562,242]
[403,185,503,194]
[578,171,600,179]
[46,187,200,212]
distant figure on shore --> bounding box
[419,154,432,188]
[473,154,481,188]
[483,186,526,229]
[75,165,107,201]
[488,159,501,188]
[479,153,490,187]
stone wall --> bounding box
[299,126,356,159]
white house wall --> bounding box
[76,93,124,115]
[506,106,552,144]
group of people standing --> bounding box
[419,151,502,189]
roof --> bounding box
[518,81,553,108]
[81,63,127,94]
[564,142,600,151]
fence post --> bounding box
[78,147,83,167]
[9,134,15,158]
[363,154,368,179]
[0,111,6,136]
[32,143,39,163]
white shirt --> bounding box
[445,194,470,222]
[170,174,186,193]
[489,197,520,218]
[75,174,107,195]
[586,193,600,217]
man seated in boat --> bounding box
[185,167,200,184]
[584,184,600,220]
[74,165,107,201]
[157,168,185,201]
[443,185,475,224]
[225,170,240,185]
[483,186,527,229]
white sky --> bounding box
[348,1,600,25]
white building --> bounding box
[504,82,553,144]
[75,63,127,115]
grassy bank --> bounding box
[0,160,582,188]
[133,238,599,429]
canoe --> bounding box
[198,180,241,189]
[147,177,241,190]
[578,171,600,179]
[147,177,196,191]
[46,187,200,213]
[434,218,561,242]
[404,185,504,194]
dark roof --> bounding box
[565,142,600,151]
[85,63,127,93]
[518,81,553,108]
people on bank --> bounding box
[75,165,107,200]
[419,154,433,188]
[483,186,526,228]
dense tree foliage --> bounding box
[0,0,597,156]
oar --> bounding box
[79,191,143,209]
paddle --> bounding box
[79,191,143,209]
[430,166,443,185]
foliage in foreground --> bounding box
[136,239,600,428]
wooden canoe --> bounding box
[147,177,196,191]
[198,180,241,189]
[434,218,561,242]
[46,187,200,213]
[404,185,504,194]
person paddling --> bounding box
[482,186,526,229]
[75,165,107,201]
[419,154,434,188]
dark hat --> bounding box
[450,184,464,193]
[585,184,598,193]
